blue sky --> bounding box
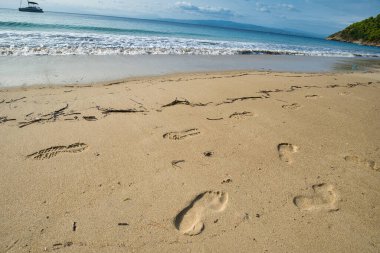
[1,0,379,35]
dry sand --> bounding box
[0,70,379,252]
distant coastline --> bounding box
[327,36,379,47]
[327,14,380,47]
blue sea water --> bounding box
[1,8,380,57]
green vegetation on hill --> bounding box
[327,14,380,47]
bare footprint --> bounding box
[293,184,339,211]
[163,128,200,140]
[27,143,88,160]
[282,103,301,110]
[174,191,228,236]
[344,155,377,171]
[278,143,299,164]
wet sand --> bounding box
[1,55,380,87]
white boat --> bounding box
[19,0,44,13]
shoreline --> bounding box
[0,70,330,91]
[1,68,377,92]
[1,55,380,88]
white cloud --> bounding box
[175,2,234,17]
[255,3,270,13]
[255,2,297,13]
[277,3,296,11]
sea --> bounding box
[1,8,380,87]
[1,8,380,58]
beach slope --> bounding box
[0,71,379,252]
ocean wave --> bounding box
[1,30,379,58]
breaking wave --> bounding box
[1,30,379,57]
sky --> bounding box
[1,0,379,35]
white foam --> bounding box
[1,30,379,58]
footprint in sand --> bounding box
[27,143,88,160]
[344,155,377,171]
[278,143,299,164]
[339,91,351,96]
[305,94,320,99]
[282,103,301,110]
[174,191,228,236]
[229,111,255,120]
[163,128,200,140]
[294,184,339,211]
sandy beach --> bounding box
[1,70,379,252]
